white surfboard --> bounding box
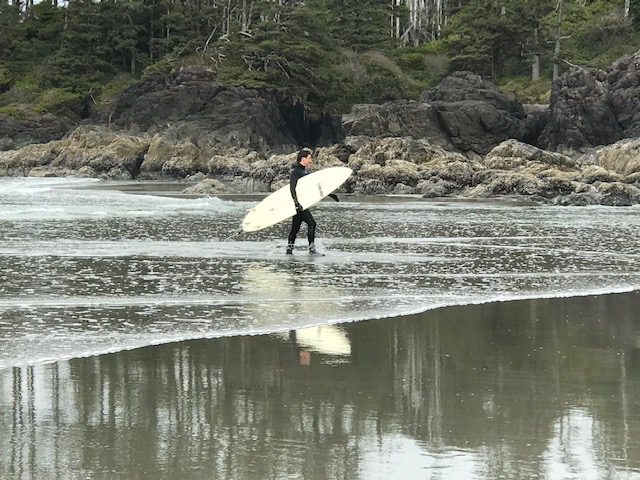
[241,166,352,232]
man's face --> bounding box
[300,153,313,167]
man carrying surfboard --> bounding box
[287,148,339,255]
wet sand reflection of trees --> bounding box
[1,293,640,479]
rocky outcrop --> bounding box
[101,67,343,154]
[0,126,149,179]
[608,53,640,138]
[536,52,640,154]
[423,71,528,155]
[339,137,640,205]
[345,137,476,195]
[579,137,640,176]
[342,101,454,150]
[182,178,235,194]
[522,104,549,146]
[538,68,622,153]
[342,55,640,160]
[472,140,640,205]
[1,57,640,206]
[0,111,71,151]
[343,71,536,157]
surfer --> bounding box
[287,148,339,255]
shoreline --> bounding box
[4,175,639,207]
[4,287,640,478]
[80,178,545,206]
[3,287,638,371]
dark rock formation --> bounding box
[342,100,454,150]
[0,112,70,151]
[422,71,528,155]
[538,68,622,153]
[521,104,550,146]
[608,53,640,138]
[101,67,343,154]
[343,71,535,156]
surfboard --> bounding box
[241,166,352,232]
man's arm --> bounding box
[290,167,304,211]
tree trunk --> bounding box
[553,0,563,81]
[532,54,540,81]
[148,8,154,63]
[225,0,232,35]
[625,0,630,18]
[241,0,248,31]
[531,28,540,81]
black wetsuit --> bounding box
[288,162,316,246]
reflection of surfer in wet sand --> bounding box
[287,148,339,256]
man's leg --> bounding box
[301,211,319,254]
[287,213,304,253]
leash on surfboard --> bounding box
[222,228,244,242]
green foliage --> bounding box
[20,2,66,63]
[392,41,449,87]
[95,75,137,110]
[0,64,13,92]
[0,3,23,62]
[215,2,339,107]
[141,57,175,80]
[327,0,396,52]
[443,0,556,80]
[1,0,638,120]
[535,0,640,74]
[35,88,85,119]
[561,3,638,69]
[46,0,114,93]
[0,106,30,119]
[632,0,640,24]
[499,77,552,104]
[331,50,419,108]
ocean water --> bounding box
[2,177,640,480]
[0,176,639,369]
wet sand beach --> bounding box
[2,290,640,480]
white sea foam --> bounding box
[0,177,237,221]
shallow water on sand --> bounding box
[0,177,638,369]
[1,177,640,479]
[1,292,640,479]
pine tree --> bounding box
[630,0,640,23]
[442,0,554,80]
[328,0,395,51]
[0,2,24,79]
[48,0,114,93]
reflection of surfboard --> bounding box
[241,166,352,232]
[295,326,351,356]
[274,326,351,357]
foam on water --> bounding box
[0,176,237,221]
[1,177,639,369]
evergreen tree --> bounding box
[628,0,640,23]
[22,1,66,61]
[328,0,395,51]
[442,0,554,80]
[216,0,337,107]
[49,0,114,93]
[0,2,24,82]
